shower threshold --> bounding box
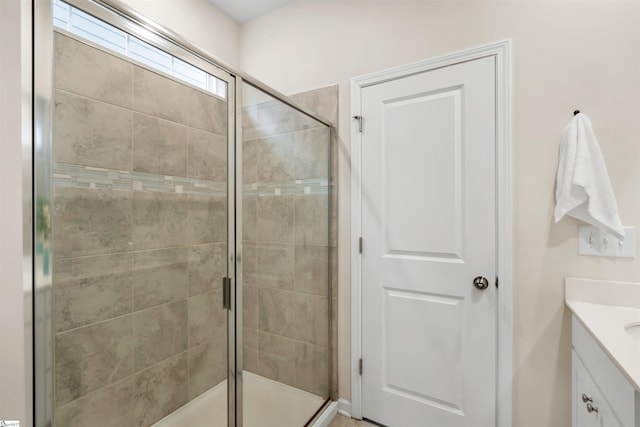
[152,371,325,427]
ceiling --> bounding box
[207,0,298,24]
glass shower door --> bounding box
[238,82,332,427]
[46,5,234,425]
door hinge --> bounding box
[358,358,363,376]
[495,276,499,289]
[358,237,363,254]
[353,115,363,133]
[222,277,232,310]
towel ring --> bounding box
[574,110,580,116]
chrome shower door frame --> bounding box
[33,0,239,425]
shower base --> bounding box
[152,371,325,427]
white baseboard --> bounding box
[338,399,352,417]
[311,401,338,427]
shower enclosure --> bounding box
[33,1,334,426]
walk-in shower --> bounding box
[33,1,335,426]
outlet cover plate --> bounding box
[578,226,636,258]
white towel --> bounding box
[554,113,625,240]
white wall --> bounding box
[0,0,31,425]
[240,2,640,426]
[119,0,241,66]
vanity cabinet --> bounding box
[572,316,640,427]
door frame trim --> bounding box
[349,40,513,427]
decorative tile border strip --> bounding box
[53,163,226,195]
[53,163,334,196]
[243,178,332,196]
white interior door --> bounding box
[360,56,497,427]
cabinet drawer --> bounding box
[572,317,635,426]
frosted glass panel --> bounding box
[128,37,172,74]
[70,7,127,54]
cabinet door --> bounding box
[575,360,603,427]
[573,351,622,427]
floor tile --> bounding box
[328,414,378,427]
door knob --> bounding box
[473,276,489,290]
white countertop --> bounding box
[565,278,640,392]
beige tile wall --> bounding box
[52,33,228,427]
[242,85,338,399]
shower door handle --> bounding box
[222,277,232,310]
